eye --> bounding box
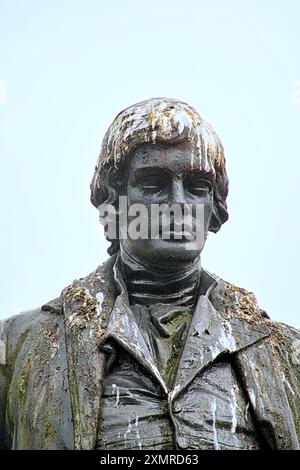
[139,175,166,192]
[184,177,213,196]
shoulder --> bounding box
[1,255,117,365]
[210,273,299,336]
[210,273,300,362]
[62,254,116,299]
[0,255,117,358]
[208,274,269,323]
[61,255,117,331]
[0,301,63,370]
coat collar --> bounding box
[101,258,270,399]
[61,254,271,449]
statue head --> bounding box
[91,98,229,267]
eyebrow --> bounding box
[183,170,215,183]
[133,167,170,177]
[133,166,214,180]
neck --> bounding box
[119,245,201,307]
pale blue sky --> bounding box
[0,0,299,327]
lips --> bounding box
[161,221,194,241]
[162,230,194,241]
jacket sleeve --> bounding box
[0,319,9,449]
[0,312,35,449]
[282,323,300,437]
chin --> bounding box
[129,238,203,266]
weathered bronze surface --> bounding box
[1,98,299,450]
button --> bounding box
[172,403,182,414]
[176,437,188,449]
[177,442,188,449]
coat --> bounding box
[0,254,299,449]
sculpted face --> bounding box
[120,141,214,267]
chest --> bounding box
[96,350,261,450]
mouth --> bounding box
[160,229,194,241]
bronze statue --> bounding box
[1,98,300,450]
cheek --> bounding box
[126,183,142,205]
[191,197,213,228]
[189,195,213,211]
[204,197,214,214]
[126,186,153,228]
[127,185,158,207]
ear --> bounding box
[208,208,222,233]
[209,197,229,233]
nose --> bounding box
[169,179,192,220]
[169,179,187,205]
[167,179,192,230]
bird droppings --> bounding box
[43,323,60,359]
[244,402,250,422]
[229,386,239,434]
[135,416,142,450]
[91,98,226,209]
[96,292,104,316]
[211,398,220,450]
[249,389,256,409]
[112,383,120,407]
[221,282,290,355]
[63,282,106,339]
[281,371,296,397]
[0,321,6,365]
[0,339,6,365]
[124,418,133,449]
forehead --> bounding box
[128,141,206,175]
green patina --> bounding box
[43,408,58,449]
[18,359,30,401]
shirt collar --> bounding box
[102,253,219,394]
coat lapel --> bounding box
[62,256,117,449]
[103,294,168,394]
[174,290,270,398]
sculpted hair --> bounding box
[90,97,229,255]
